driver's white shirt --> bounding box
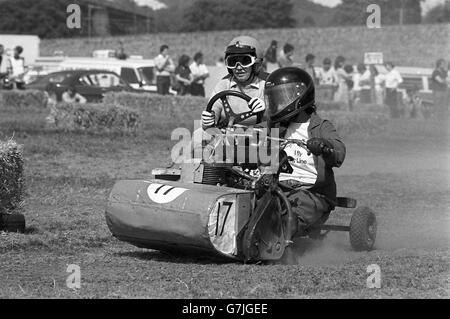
[279,120,318,187]
[209,74,266,126]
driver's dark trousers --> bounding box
[283,185,332,228]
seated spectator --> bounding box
[62,86,87,104]
[174,54,193,96]
[403,86,425,119]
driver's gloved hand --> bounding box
[249,97,266,113]
[201,111,215,128]
[307,138,333,156]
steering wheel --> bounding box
[205,90,262,128]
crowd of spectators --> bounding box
[154,44,209,97]
[256,39,449,118]
[1,39,448,119]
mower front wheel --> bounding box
[349,207,376,251]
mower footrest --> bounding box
[320,224,350,232]
[335,197,357,208]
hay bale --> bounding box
[0,90,48,110]
[104,92,206,131]
[104,91,205,115]
[0,139,24,214]
[52,102,140,133]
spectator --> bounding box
[115,41,128,60]
[334,56,351,111]
[343,64,355,110]
[317,57,338,101]
[369,65,384,106]
[44,83,58,125]
[216,57,225,67]
[154,44,175,95]
[403,86,424,119]
[189,52,209,97]
[353,63,371,105]
[278,43,295,68]
[263,40,278,73]
[430,58,448,117]
[0,44,8,88]
[382,62,403,118]
[305,53,318,84]
[62,86,87,104]
[318,58,338,85]
[174,54,193,96]
[7,45,26,90]
[0,44,6,75]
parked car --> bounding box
[58,57,157,92]
[26,69,137,102]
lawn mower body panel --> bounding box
[105,179,254,259]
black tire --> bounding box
[0,213,26,233]
[349,207,376,251]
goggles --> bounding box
[225,54,256,69]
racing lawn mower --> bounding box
[105,90,377,263]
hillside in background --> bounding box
[40,23,449,68]
[290,0,333,27]
[154,0,333,30]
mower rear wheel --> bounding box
[349,207,376,251]
[0,213,26,233]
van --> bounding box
[58,57,158,92]
[377,65,435,103]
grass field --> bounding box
[0,107,449,299]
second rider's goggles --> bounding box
[225,54,256,69]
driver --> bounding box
[265,67,346,234]
[201,36,268,130]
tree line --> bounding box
[0,0,448,38]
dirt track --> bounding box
[0,119,448,298]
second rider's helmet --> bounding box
[264,67,316,124]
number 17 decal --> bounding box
[208,197,238,256]
[215,201,233,236]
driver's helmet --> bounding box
[264,67,315,124]
[224,36,263,74]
